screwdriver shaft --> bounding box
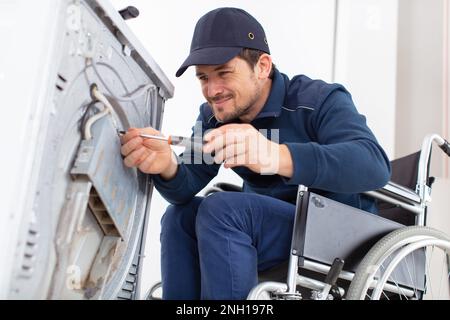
[119,130,202,151]
[138,133,169,142]
[118,130,169,141]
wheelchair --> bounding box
[148,133,450,300]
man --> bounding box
[120,7,390,299]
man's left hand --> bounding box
[203,124,293,177]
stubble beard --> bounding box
[213,81,262,123]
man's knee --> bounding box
[161,197,203,234]
[196,192,242,232]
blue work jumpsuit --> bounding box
[152,69,391,299]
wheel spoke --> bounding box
[383,257,409,299]
[402,251,418,299]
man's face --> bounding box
[195,56,263,123]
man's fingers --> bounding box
[203,129,247,154]
[213,142,246,164]
[140,127,161,136]
[203,123,247,141]
[203,134,225,154]
[121,136,144,157]
[120,128,140,144]
[223,152,247,168]
[138,152,158,173]
[142,137,168,150]
[203,127,224,143]
[123,146,149,167]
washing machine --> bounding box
[0,0,173,299]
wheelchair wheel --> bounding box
[346,226,450,300]
[146,281,162,300]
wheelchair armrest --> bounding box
[364,181,422,216]
[370,181,421,204]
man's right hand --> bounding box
[120,127,178,180]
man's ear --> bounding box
[256,54,272,79]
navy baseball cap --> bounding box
[176,7,270,77]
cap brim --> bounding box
[175,47,242,77]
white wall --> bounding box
[396,0,447,178]
[111,0,337,298]
[334,0,398,159]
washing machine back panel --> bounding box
[3,0,173,299]
[71,117,138,239]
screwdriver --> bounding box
[119,130,205,153]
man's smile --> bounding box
[209,95,233,107]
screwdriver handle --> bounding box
[169,135,205,153]
[119,131,205,153]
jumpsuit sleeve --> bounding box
[283,88,391,193]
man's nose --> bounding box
[206,79,224,97]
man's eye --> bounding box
[219,71,230,77]
[198,76,207,81]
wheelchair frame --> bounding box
[248,133,450,300]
